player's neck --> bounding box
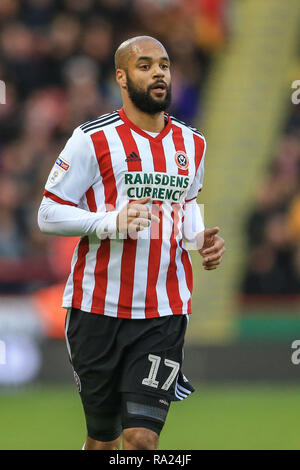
[122,101,166,133]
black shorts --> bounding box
[65,308,194,440]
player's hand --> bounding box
[197,227,225,270]
[117,197,160,235]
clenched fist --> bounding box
[117,197,160,236]
[197,227,225,270]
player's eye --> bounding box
[140,64,150,70]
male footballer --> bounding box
[38,36,225,450]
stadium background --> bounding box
[0,0,300,450]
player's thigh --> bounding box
[121,314,189,402]
[65,308,123,440]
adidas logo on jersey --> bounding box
[125,152,141,162]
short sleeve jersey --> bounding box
[44,108,206,319]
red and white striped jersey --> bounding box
[44,108,206,319]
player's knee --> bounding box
[123,427,158,450]
[85,435,121,450]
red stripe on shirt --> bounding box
[43,190,77,207]
[90,130,117,314]
[116,124,143,318]
[117,238,137,318]
[143,140,167,318]
[193,133,205,174]
[144,201,163,318]
[91,239,111,315]
[91,130,118,211]
[149,140,166,172]
[72,236,89,308]
[117,124,143,172]
[85,186,97,213]
[166,202,183,314]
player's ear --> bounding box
[116,69,127,90]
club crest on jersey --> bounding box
[174,151,189,170]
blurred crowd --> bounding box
[242,102,300,296]
[0,0,228,293]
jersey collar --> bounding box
[118,107,171,142]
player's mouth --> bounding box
[150,82,167,96]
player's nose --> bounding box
[152,65,165,78]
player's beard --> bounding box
[126,71,171,115]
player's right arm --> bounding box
[38,127,158,238]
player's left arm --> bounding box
[182,200,225,270]
[183,133,225,270]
